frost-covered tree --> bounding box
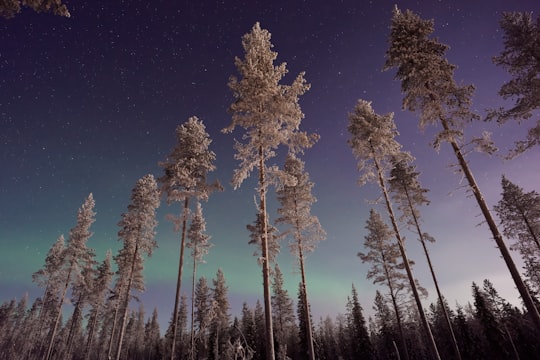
[495,176,540,291]
[31,234,65,354]
[347,99,439,359]
[223,22,317,360]
[384,6,540,330]
[389,159,462,359]
[159,116,221,359]
[193,276,216,359]
[488,11,540,157]
[44,193,96,360]
[359,209,414,360]
[275,153,325,360]
[144,308,162,360]
[84,251,113,360]
[113,174,160,360]
[187,202,212,359]
[0,0,70,18]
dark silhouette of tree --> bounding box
[488,11,540,157]
[345,284,373,359]
[271,264,297,360]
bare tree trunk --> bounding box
[383,256,410,360]
[373,151,441,360]
[44,266,72,360]
[171,197,190,360]
[298,246,315,360]
[441,118,540,331]
[190,247,197,360]
[403,186,462,360]
[84,305,101,360]
[107,303,120,360]
[259,145,275,360]
[115,243,139,360]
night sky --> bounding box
[2,0,540,330]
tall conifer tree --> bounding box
[224,22,317,359]
[384,6,540,330]
[159,116,221,359]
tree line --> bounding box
[2,6,540,360]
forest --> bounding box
[1,3,540,360]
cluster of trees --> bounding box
[2,6,540,360]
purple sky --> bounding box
[1,0,539,330]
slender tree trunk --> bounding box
[171,197,190,360]
[298,246,315,360]
[84,305,101,360]
[372,149,441,360]
[44,266,73,360]
[115,243,140,360]
[259,145,276,360]
[107,303,120,360]
[190,249,197,360]
[441,118,540,331]
[520,212,540,250]
[65,294,84,357]
[382,256,410,360]
[403,186,462,360]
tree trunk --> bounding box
[190,247,197,360]
[441,118,540,331]
[115,243,140,360]
[44,266,72,360]
[372,150,441,360]
[171,197,190,360]
[298,246,315,360]
[84,305,101,360]
[403,186,462,360]
[259,145,276,360]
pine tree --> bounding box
[45,193,96,360]
[359,209,413,360]
[296,283,315,360]
[385,6,540,331]
[187,202,212,359]
[113,174,160,360]
[159,116,221,360]
[275,153,325,360]
[389,159,462,359]
[371,290,400,360]
[348,99,438,359]
[488,11,540,156]
[223,22,317,360]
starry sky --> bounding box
[2,0,540,330]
